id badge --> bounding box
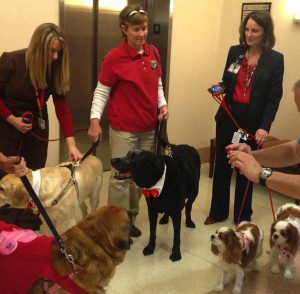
[227,62,241,74]
[232,131,241,143]
[38,118,46,130]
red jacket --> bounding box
[0,221,87,294]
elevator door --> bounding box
[60,0,172,170]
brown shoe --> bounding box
[131,225,142,237]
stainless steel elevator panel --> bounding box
[59,1,96,164]
[60,0,172,170]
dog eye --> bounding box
[271,228,275,234]
[280,231,287,238]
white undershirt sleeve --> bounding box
[90,82,111,120]
[158,77,167,108]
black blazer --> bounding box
[215,45,284,133]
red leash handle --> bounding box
[22,111,34,124]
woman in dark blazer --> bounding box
[205,11,284,225]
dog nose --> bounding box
[211,235,215,239]
[273,234,279,239]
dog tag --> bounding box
[238,129,248,141]
[232,131,241,143]
[38,118,46,130]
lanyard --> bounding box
[34,89,45,113]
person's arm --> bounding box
[157,77,168,121]
[228,140,300,167]
[52,96,82,161]
[266,172,300,199]
[252,140,299,167]
[88,82,111,142]
[227,151,300,199]
[259,53,284,133]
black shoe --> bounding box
[131,225,142,237]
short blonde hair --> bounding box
[26,23,70,94]
[119,4,148,39]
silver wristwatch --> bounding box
[259,168,273,187]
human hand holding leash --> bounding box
[66,137,82,162]
[88,118,103,142]
[255,128,268,145]
[158,105,169,121]
[226,143,252,154]
[6,115,32,134]
[227,151,261,183]
[0,153,28,177]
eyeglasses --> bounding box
[128,9,146,19]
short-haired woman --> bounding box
[88,4,168,237]
[205,11,284,225]
[0,23,82,229]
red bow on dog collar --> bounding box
[142,189,159,198]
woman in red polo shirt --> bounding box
[205,11,284,225]
[0,23,82,229]
[88,4,168,237]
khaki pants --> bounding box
[108,128,155,224]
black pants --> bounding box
[209,102,257,223]
[0,119,48,230]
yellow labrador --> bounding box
[0,155,103,235]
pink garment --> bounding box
[0,227,37,255]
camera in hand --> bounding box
[208,85,222,94]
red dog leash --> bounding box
[209,93,276,224]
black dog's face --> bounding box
[111,149,164,188]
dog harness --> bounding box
[238,231,250,254]
[142,164,166,198]
[0,221,87,294]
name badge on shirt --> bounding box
[38,118,46,130]
[227,62,241,74]
[150,60,157,70]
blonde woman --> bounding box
[0,23,81,229]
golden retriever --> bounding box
[0,155,103,235]
[0,205,130,293]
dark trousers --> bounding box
[0,119,48,230]
[209,102,257,224]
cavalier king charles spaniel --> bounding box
[270,203,300,279]
[210,222,263,294]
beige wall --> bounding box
[0,0,60,166]
[1,0,299,166]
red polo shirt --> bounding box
[98,40,162,132]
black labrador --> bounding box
[111,140,200,261]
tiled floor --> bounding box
[98,164,299,294]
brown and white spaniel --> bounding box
[210,222,263,294]
[270,203,300,279]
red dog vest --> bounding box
[0,221,87,293]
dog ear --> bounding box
[211,244,219,256]
[286,223,299,256]
[224,230,242,264]
[270,222,276,248]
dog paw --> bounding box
[271,265,280,274]
[143,245,155,256]
[169,252,181,262]
[232,286,242,294]
[214,285,224,292]
[186,220,196,228]
[284,271,293,280]
[159,216,169,225]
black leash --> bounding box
[19,140,99,274]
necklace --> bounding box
[243,51,259,99]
